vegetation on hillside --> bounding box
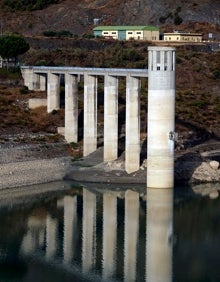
[1,39,220,150]
[1,0,62,11]
[0,35,30,64]
[0,81,64,134]
[42,30,74,38]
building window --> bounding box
[136,32,141,34]
[111,32,116,34]
[103,32,109,34]
[128,32,133,34]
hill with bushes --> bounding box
[0,0,219,37]
[0,0,220,151]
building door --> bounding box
[118,30,126,40]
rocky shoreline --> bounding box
[1,138,220,199]
[0,139,73,189]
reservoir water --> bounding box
[0,181,220,282]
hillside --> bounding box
[0,0,220,153]
[0,0,219,36]
[0,38,219,153]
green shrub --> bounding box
[82,33,94,39]
[43,30,57,37]
[19,85,29,94]
[193,63,202,72]
[57,30,73,37]
[43,30,73,38]
[216,105,220,114]
[159,16,166,24]
[176,56,183,64]
[51,109,58,115]
[36,59,47,66]
[174,15,183,25]
[213,69,220,79]
[2,0,62,11]
[191,100,207,109]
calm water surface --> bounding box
[0,182,220,282]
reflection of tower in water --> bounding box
[146,188,173,282]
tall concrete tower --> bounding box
[147,46,176,188]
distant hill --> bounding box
[0,0,219,37]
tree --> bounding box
[0,34,30,67]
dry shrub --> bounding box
[30,106,64,132]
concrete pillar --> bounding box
[125,75,141,173]
[63,195,77,264]
[102,193,117,280]
[20,67,29,88]
[46,214,58,259]
[83,74,97,156]
[124,190,139,282]
[39,74,46,91]
[147,46,176,188]
[65,73,78,143]
[82,188,96,273]
[21,67,41,90]
[146,188,173,282]
[47,72,60,113]
[104,75,118,161]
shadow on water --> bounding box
[0,182,220,281]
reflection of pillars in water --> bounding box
[20,216,46,255]
[146,188,173,282]
[102,193,117,280]
[63,195,77,264]
[20,230,36,254]
[46,214,58,259]
[82,189,96,273]
[38,229,45,248]
[124,190,140,282]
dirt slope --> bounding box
[0,0,219,36]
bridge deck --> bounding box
[21,66,148,77]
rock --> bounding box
[209,190,219,199]
[191,161,220,183]
[209,160,219,170]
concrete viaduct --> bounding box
[21,46,176,188]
